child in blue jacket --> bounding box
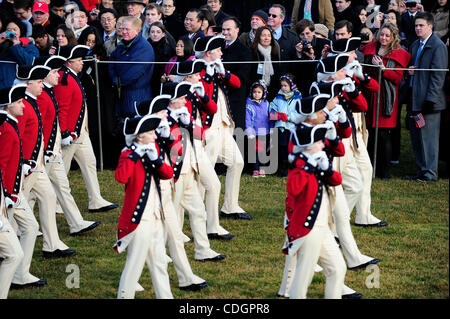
[269,74,303,177]
[245,81,271,177]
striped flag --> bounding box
[414,113,426,128]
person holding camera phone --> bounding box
[400,0,424,48]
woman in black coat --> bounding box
[147,22,175,96]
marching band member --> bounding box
[32,55,101,236]
[15,65,75,258]
[194,35,251,221]
[0,84,46,288]
[53,45,118,214]
[114,114,173,299]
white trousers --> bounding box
[61,131,112,210]
[117,213,173,299]
[22,152,68,252]
[341,134,381,225]
[7,191,40,285]
[173,170,220,260]
[45,152,95,234]
[0,214,23,298]
[195,139,228,235]
[204,125,245,214]
[160,179,205,287]
[289,225,347,299]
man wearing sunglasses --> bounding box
[268,4,299,75]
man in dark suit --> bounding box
[268,4,300,75]
[221,16,252,130]
[162,0,185,41]
[400,0,424,49]
[183,8,205,43]
[406,11,448,182]
[333,0,361,35]
[206,0,230,27]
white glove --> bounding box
[247,135,255,140]
[352,61,364,79]
[23,163,32,176]
[341,77,356,93]
[324,120,337,141]
[331,104,347,123]
[206,62,215,76]
[156,118,171,138]
[5,196,17,209]
[312,151,329,171]
[134,143,148,157]
[214,59,226,76]
[44,155,50,164]
[146,143,158,161]
[176,107,191,125]
[344,60,358,78]
[190,82,205,97]
[61,135,73,147]
[324,107,337,123]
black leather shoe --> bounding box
[348,258,380,271]
[179,281,208,291]
[196,254,227,262]
[10,279,47,290]
[220,212,252,220]
[342,292,363,299]
[88,203,119,213]
[43,248,76,259]
[208,233,235,240]
[354,221,388,228]
[70,221,101,236]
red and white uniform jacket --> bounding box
[185,90,217,141]
[17,94,43,166]
[53,66,86,139]
[283,154,342,255]
[199,68,240,129]
[113,144,173,254]
[37,84,59,156]
[0,115,23,198]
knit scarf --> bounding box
[257,44,274,86]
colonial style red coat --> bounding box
[114,144,173,254]
[360,41,411,128]
[17,94,42,166]
[53,66,86,139]
[0,116,23,197]
[199,69,241,129]
[185,90,217,141]
[37,85,59,154]
[283,154,342,255]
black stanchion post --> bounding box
[93,55,104,171]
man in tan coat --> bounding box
[291,0,335,30]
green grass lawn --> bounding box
[7,121,449,299]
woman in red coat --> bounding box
[360,23,411,179]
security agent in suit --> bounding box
[53,45,118,213]
[32,55,101,236]
[114,114,173,299]
[406,12,448,182]
[15,65,76,258]
[221,17,252,130]
[0,84,46,288]
[0,109,24,298]
[134,95,209,291]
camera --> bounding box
[6,32,15,39]
[360,33,370,41]
[405,1,417,8]
[301,39,311,52]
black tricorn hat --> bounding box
[176,59,205,76]
[331,37,361,53]
[316,53,349,75]
[194,35,225,53]
[0,84,27,106]
[123,114,161,137]
[309,81,345,97]
[32,55,67,69]
[297,93,331,115]
[290,122,328,147]
[16,65,51,81]
[135,95,171,116]
[58,44,90,60]
[164,81,192,100]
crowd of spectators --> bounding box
[0,0,448,178]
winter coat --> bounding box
[0,42,39,89]
[245,98,271,136]
[269,89,302,132]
